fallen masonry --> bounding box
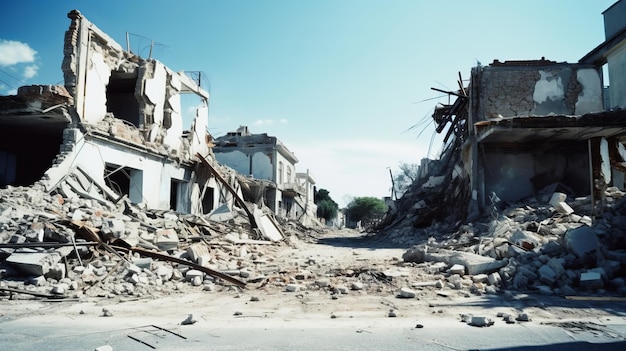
[392,188,626,297]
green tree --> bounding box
[345,196,387,224]
[315,188,338,222]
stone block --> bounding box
[185,269,204,282]
[468,315,494,327]
[547,258,565,278]
[46,262,66,280]
[580,272,603,290]
[398,287,416,298]
[587,267,608,282]
[472,274,489,283]
[488,272,502,286]
[286,284,300,292]
[402,245,426,263]
[187,243,211,264]
[448,264,465,275]
[155,229,179,251]
[6,251,62,276]
[549,192,567,207]
[133,258,152,269]
[564,226,598,258]
[424,249,508,275]
[538,265,557,285]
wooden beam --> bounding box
[195,153,257,229]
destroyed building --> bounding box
[0,10,228,215]
[213,126,318,225]
[0,10,315,299]
[381,1,626,232]
[385,58,626,231]
[380,1,626,297]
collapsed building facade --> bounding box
[386,59,626,230]
[380,0,626,296]
[213,126,318,226]
[0,10,327,299]
[0,10,225,215]
[381,2,626,234]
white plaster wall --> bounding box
[533,70,564,104]
[68,137,187,209]
[163,75,183,151]
[252,152,273,180]
[607,43,626,109]
[275,152,295,184]
[144,62,167,127]
[190,102,209,156]
[83,51,110,124]
[575,68,603,114]
[215,150,250,175]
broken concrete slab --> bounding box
[208,204,234,222]
[580,271,603,290]
[564,225,599,258]
[407,247,508,275]
[6,251,62,276]
[448,264,465,275]
[187,242,211,264]
[253,207,283,242]
[550,192,574,215]
[398,287,416,298]
[155,229,179,251]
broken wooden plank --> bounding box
[66,220,131,264]
[115,246,246,288]
[76,166,122,203]
[0,242,98,249]
[195,153,258,229]
[0,287,66,300]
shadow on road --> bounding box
[314,231,411,250]
[480,340,626,351]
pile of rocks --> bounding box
[399,188,626,297]
[0,174,312,300]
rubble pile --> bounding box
[396,188,626,297]
[0,170,321,300]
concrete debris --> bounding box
[398,287,417,298]
[390,186,626,297]
[0,178,325,299]
[181,314,197,325]
[461,314,494,327]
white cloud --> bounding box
[0,40,37,66]
[23,64,38,79]
[253,119,274,126]
[252,118,288,126]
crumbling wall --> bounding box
[476,62,603,120]
[61,10,209,157]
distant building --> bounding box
[213,126,317,224]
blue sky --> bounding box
[0,0,617,206]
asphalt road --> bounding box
[1,313,625,350]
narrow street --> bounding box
[1,229,625,350]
